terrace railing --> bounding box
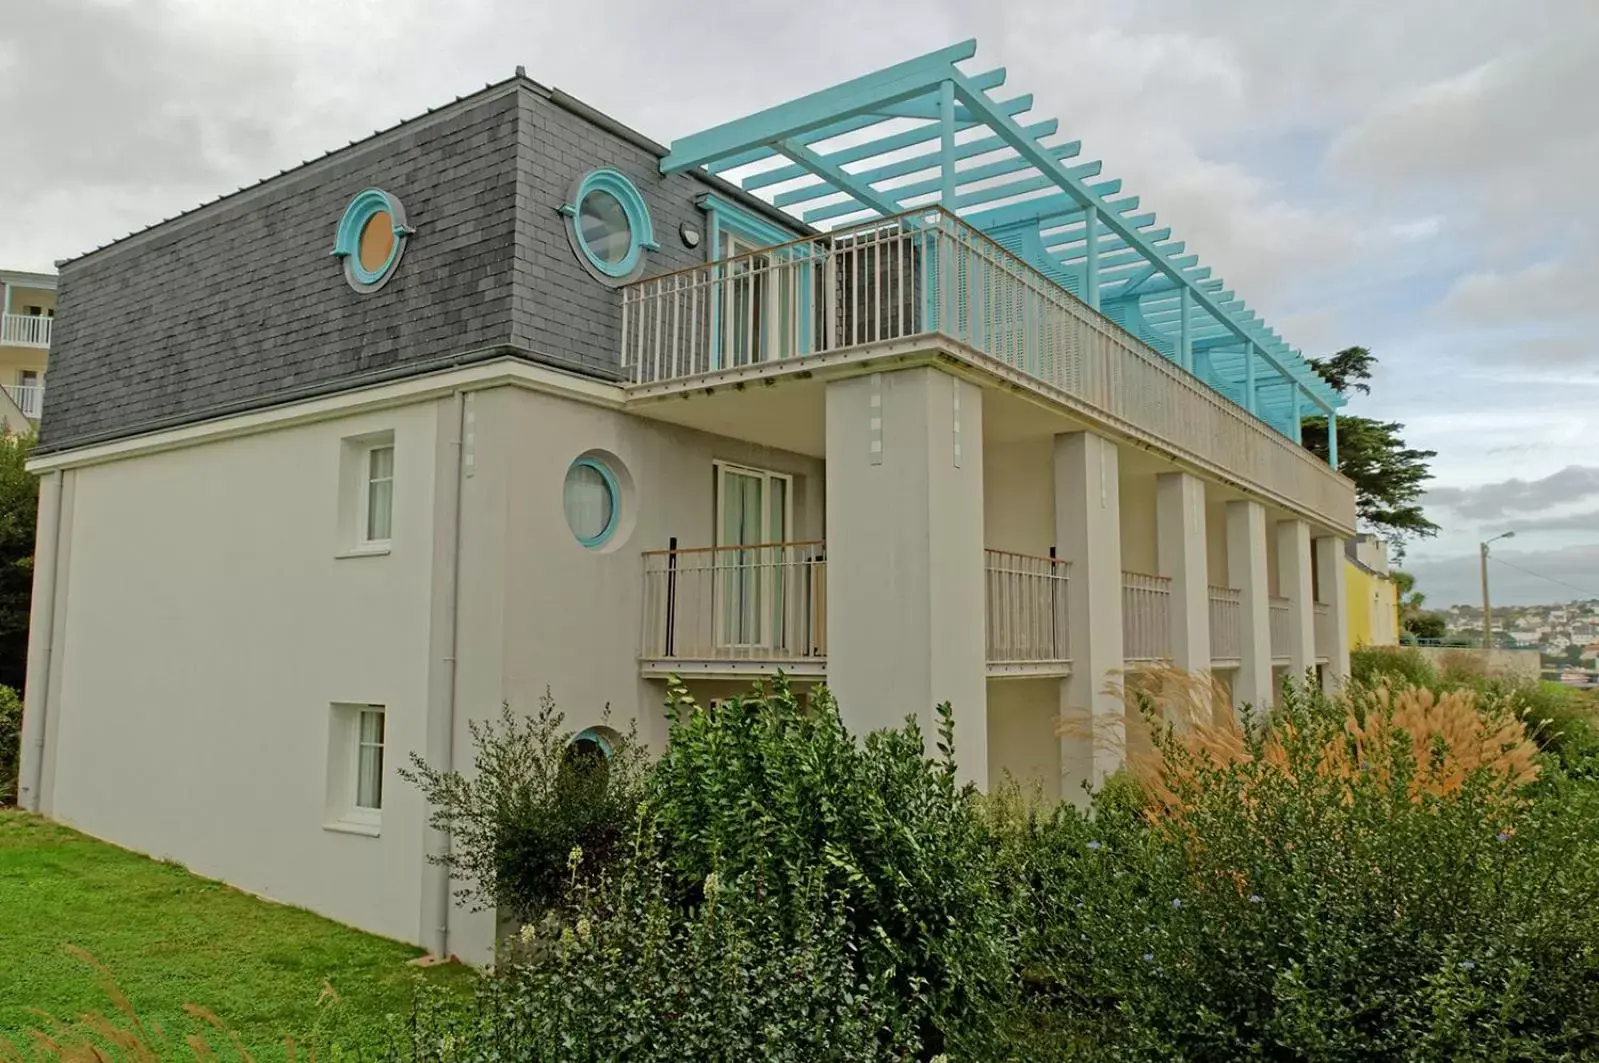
[620,208,1354,529]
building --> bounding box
[0,269,54,432]
[1345,536,1398,648]
[17,42,1355,963]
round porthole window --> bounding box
[563,457,619,548]
[561,169,657,284]
[332,188,413,292]
[579,188,632,268]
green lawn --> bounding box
[0,812,478,1060]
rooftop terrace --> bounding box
[657,40,1344,456]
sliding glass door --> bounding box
[715,463,792,649]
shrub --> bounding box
[1012,680,1599,1060]
[1350,644,1436,688]
[398,691,648,924]
[0,684,19,805]
[646,677,1017,1058]
[402,859,920,1063]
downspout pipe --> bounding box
[18,470,64,813]
[422,391,466,959]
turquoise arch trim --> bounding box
[331,188,414,292]
[572,727,615,759]
[559,169,659,282]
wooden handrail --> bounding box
[641,539,825,558]
[984,547,1071,568]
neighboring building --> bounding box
[0,269,54,433]
[1345,535,1398,648]
[17,42,1356,963]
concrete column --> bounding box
[1056,431,1123,795]
[1276,518,1316,686]
[825,366,987,787]
[1157,471,1209,678]
[1227,499,1272,713]
[1314,535,1351,689]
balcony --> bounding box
[1122,571,1172,662]
[620,209,1356,532]
[984,549,1071,675]
[639,542,1073,678]
[2,383,41,420]
[1209,586,1242,664]
[1,313,51,348]
[1269,596,1292,663]
[1313,601,1334,664]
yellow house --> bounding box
[1345,535,1399,648]
[0,269,55,433]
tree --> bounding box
[1301,346,1439,554]
[0,432,37,694]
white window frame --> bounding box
[326,703,386,835]
[361,443,395,547]
[713,461,795,649]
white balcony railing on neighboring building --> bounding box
[985,548,1071,670]
[1313,601,1334,662]
[1209,585,1242,662]
[2,383,41,419]
[0,313,51,348]
[620,208,1355,530]
[640,540,828,671]
[1123,571,1173,661]
[1269,596,1293,662]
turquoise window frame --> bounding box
[566,456,621,549]
[560,169,658,283]
[695,193,813,370]
[331,189,413,292]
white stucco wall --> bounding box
[982,436,1054,556]
[987,677,1062,801]
[1118,469,1159,576]
[43,401,441,946]
[447,385,825,961]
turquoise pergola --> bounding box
[661,40,1343,466]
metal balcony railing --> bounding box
[985,548,1070,668]
[640,540,828,668]
[1313,601,1334,662]
[1123,571,1173,661]
[619,208,1355,529]
[1269,596,1293,661]
[1209,585,1242,662]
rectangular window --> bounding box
[355,709,385,811]
[327,702,386,834]
[364,444,394,545]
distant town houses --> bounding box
[1442,598,1599,659]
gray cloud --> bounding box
[1403,542,1599,607]
[1,0,1596,567]
[1427,466,1599,521]
[1508,511,1599,534]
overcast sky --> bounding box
[3,0,1595,606]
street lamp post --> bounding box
[1481,531,1516,649]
